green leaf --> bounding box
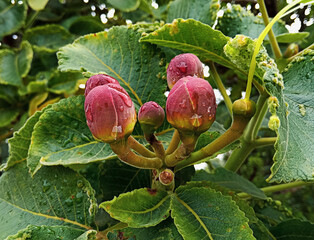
[0,162,97,239]
[107,217,183,240]
[107,0,140,12]
[268,50,314,182]
[0,106,51,171]
[100,188,171,227]
[167,0,220,26]
[0,107,19,128]
[224,35,282,87]
[27,96,116,175]
[270,219,314,240]
[75,230,97,240]
[65,16,105,36]
[5,225,84,240]
[0,41,33,87]
[275,32,310,43]
[58,25,167,107]
[216,4,287,39]
[192,168,267,199]
[47,70,83,94]
[171,186,255,239]
[140,19,238,70]
[0,1,27,38]
[99,159,151,201]
[27,0,49,11]
[24,24,75,52]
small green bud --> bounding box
[232,99,256,118]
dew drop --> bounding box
[177,61,187,73]
[207,106,212,112]
[119,105,124,112]
[85,104,93,122]
[179,99,187,109]
[118,92,132,107]
[202,102,206,107]
[189,114,202,127]
[77,180,84,188]
[151,102,159,108]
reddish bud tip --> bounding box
[84,83,137,143]
[166,76,216,135]
[85,74,120,97]
[159,169,174,186]
[138,101,165,134]
[167,53,204,89]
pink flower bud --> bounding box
[84,83,137,143]
[167,53,204,89]
[166,76,216,135]
[85,74,120,97]
[138,101,165,134]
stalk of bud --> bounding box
[85,74,120,97]
[84,83,136,143]
[138,101,166,159]
[167,53,204,89]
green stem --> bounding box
[175,115,250,172]
[110,140,163,169]
[145,133,166,160]
[165,130,180,155]
[238,181,313,198]
[25,11,40,30]
[245,0,303,100]
[257,0,282,59]
[127,136,156,158]
[253,137,276,147]
[224,139,255,172]
[208,61,233,116]
[243,93,269,141]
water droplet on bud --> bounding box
[177,61,187,73]
[190,114,202,127]
[119,105,124,112]
[179,99,187,109]
[85,104,93,122]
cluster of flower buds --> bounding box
[83,53,217,186]
[166,54,217,148]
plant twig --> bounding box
[238,181,314,198]
[165,130,180,155]
[253,137,276,147]
[257,0,282,59]
[208,61,233,116]
[127,136,156,158]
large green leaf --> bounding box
[171,186,255,239]
[0,106,51,171]
[216,4,287,39]
[270,219,314,240]
[0,84,17,104]
[0,162,97,239]
[5,225,84,240]
[57,25,167,107]
[192,168,267,199]
[24,24,75,53]
[268,50,314,182]
[27,95,116,175]
[106,0,140,12]
[63,16,105,36]
[99,159,151,201]
[75,230,97,240]
[0,0,27,38]
[140,19,236,70]
[0,41,33,87]
[100,188,171,227]
[167,0,220,26]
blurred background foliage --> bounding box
[0,0,313,225]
